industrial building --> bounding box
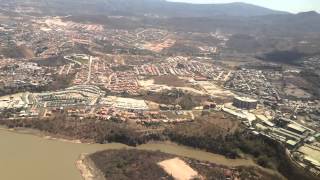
[33,85,105,108]
[233,96,257,110]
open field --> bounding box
[143,39,176,53]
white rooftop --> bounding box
[234,96,257,103]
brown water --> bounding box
[0,129,254,180]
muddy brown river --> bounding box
[0,129,255,180]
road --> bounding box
[58,65,65,75]
[66,64,73,75]
[85,56,93,84]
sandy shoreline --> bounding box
[76,153,105,180]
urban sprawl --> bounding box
[0,14,319,178]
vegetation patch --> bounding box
[258,50,306,65]
[89,149,174,180]
[89,149,284,180]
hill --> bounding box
[0,0,288,17]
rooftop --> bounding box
[287,123,307,133]
[298,145,320,165]
[234,96,257,103]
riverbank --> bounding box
[0,125,288,180]
[0,125,256,165]
[0,128,272,180]
[0,124,259,167]
[0,125,91,144]
[0,120,301,180]
[0,128,123,180]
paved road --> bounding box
[85,56,93,84]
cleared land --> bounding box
[158,157,200,180]
[153,75,187,87]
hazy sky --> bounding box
[168,0,319,13]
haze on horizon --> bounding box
[168,0,320,13]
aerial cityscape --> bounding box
[0,0,319,180]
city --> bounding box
[0,0,319,180]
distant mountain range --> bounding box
[1,0,320,36]
[92,0,289,17]
[1,0,289,17]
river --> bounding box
[0,129,255,180]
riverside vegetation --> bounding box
[0,111,316,180]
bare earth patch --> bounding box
[158,157,202,180]
[154,75,187,87]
